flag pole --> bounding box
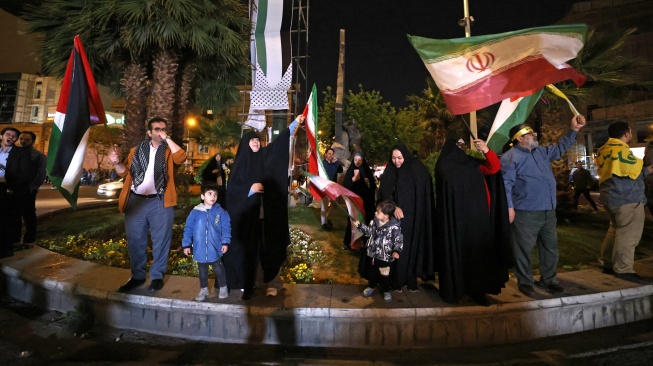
[323,194,357,221]
[461,0,477,147]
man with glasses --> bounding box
[500,115,586,297]
[109,117,187,292]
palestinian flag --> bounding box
[408,24,587,115]
[302,84,329,200]
[47,35,106,208]
[304,171,365,247]
[248,0,292,110]
[486,89,544,153]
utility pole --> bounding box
[335,29,345,146]
[460,0,477,145]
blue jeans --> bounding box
[198,260,226,289]
[124,194,174,280]
[510,209,559,286]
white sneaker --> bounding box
[266,288,278,297]
[218,286,228,299]
[195,287,209,301]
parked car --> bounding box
[97,178,124,199]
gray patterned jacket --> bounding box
[357,217,403,262]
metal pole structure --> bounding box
[462,0,477,146]
[335,29,345,147]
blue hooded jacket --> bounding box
[182,203,231,263]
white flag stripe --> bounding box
[424,33,584,92]
[487,97,523,142]
[61,129,90,194]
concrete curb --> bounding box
[2,246,652,348]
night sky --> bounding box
[307,0,580,107]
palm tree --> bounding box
[26,0,249,150]
[192,114,242,152]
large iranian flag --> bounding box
[408,24,587,115]
[302,84,328,200]
[47,35,106,208]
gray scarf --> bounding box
[130,139,167,195]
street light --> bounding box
[186,117,197,172]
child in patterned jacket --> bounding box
[353,200,403,302]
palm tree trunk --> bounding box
[148,49,180,134]
[120,61,148,154]
[174,63,197,145]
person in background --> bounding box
[342,152,376,250]
[201,152,227,206]
[644,140,653,217]
[596,121,652,284]
[572,161,598,211]
[17,131,47,248]
[0,127,33,258]
[320,148,343,231]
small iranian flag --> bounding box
[47,35,106,208]
[486,89,544,153]
[408,24,587,115]
[304,171,365,247]
[302,84,329,200]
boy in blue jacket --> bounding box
[182,184,231,301]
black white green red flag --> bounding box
[408,24,587,115]
[47,35,106,208]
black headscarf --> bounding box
[376,144,435,289]
[434,139,513,304]
[342,152,376,247]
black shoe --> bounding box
[601,266,615,275]
[518,284,536,297]
[614,272,650,285]
[241,289,253,301]
[321,224,331,231]
[148,279,164,291]
[342,245,350,250]
[118,278,145,292]
[535,280,565,294]
[327,220,333,228]
[470,293,490,307]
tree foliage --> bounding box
[191,114,242,152]
[318,85,425,164]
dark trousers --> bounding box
[198,260,227,289]
[574,188,598,210]
[511,210,559,286]
[368,258,392,293]
[0,183,22,257]
[20,190,38,243]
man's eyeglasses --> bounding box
[153,127,168,132]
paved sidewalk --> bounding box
[0,193,649,348]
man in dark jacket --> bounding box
[18,131,47,246]
[572,161,598,210]
[0,127,34,258]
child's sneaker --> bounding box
[383,292,392,302]
[195,287,209,301]
[218,286,228,299]
[362,287,375,298]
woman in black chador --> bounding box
[201,152,226,206]
[342,152,376,250]
[434,137,513,306]
[223,116,303,300]
[376,144,435,291]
